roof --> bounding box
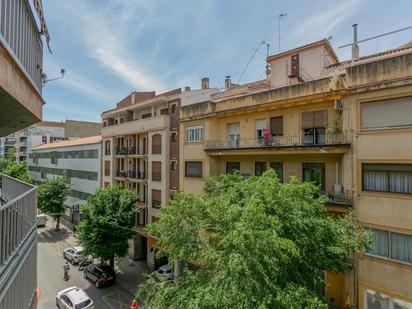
[266,38,339,63]
[34,121,65,128]
[65,287,91,304]
[33,135,102,150]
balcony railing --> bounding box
[116,146,146,156]
[0,0,43,93]
[327,188,352,207]
[0,174,37,308]
[116,170,146,180]
[205,133,349,151]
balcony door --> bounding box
[301,110,327,145]
[227,123,240,148]
[302,163,326,192]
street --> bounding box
[37,223,136,309]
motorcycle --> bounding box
[63,268,70,281]
[78,257,92,271]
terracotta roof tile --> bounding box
[33,135,102,150]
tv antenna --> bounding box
[265,43,271,78]
[237,40,267,84]
[278,11,288,53]
[42,68,65,86]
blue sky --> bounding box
[41,0,412,123]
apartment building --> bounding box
[28,135,102,225]
[0,0,47,307]
[101,89,181,269]
[0,120,101,161]
[179,39,412,308]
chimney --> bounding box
[184,86,191,91]
[224,76,232,89]
[131,92,136,104]
[201,77,209,89]
[352,24,359,61]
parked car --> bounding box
[83,264,116,288]
[153,264,174,282]
[56,286,94,309]
[63,246,84,264]
[36,214,46,227]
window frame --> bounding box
[185,126,203,142]
[226,162,240,174]
[255,161,267,177]
[185,161,203,178]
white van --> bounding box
[36,214,47,227]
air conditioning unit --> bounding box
[334,99,343,111]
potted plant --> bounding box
[329,116,343,143]
[262,128,272,146]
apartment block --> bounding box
[179,40,412,308]
[28,135,102,225]
[101,89,181,269]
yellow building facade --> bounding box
[179,41,412,308]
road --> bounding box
[37,226,134,309]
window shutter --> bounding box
[301,112,314,129]
[152,161,161,181]
[314,110,327,127]
[270,117,283,135]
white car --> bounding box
[56,286,94,309]
[153,264,174,282]
[63,246,84,264]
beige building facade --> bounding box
[180,40,412,308]
[101,89,181,269]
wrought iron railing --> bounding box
[116,170,146,180]
[205,133,348,150]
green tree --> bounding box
[137,170,369,308]
[37,175,70,230]
[0,148,31,183]
[78,185,139,268]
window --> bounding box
[302,163,326,191]
[301,110,327,144]
[105,140,111,156]
[361,96,412,130]
[363,164,412,194]
[226,162,240,174]
[152,161,161,181]
[365,288,412,309]
[185,126,202,142]
[368,228,412,264]
[170,160,177,171]
[171,132,177,142]
[270,116,283,136]
[119,116,125,124]
[255,162,267,176]
[152,189,161,209]
[142,113,152,119]
[269,162,283,182]
[152,134,162,154]
[51,152,58,164]
[160,108,169,115]
[185,162,202,178]
[256,119,267,139]
[104,161,110,177]
[171,104,176,114]
[227,123,240,146]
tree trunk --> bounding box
[109,256,115,269]
[55,215,61,231]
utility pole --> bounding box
[278,11,287,53]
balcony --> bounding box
[205,133,350,155]
[326,187,352,210]
[0,174,37,308]
[115,146,146,156]
[116,170,146,181]
[101,115,170,138]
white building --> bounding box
[29,135,102,225]
[0,121,65,161]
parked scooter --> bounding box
[78,257,92,271]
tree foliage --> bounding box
[78,185,139,267]
[0,149,31,183]
[138,170,369,308]
[37,175,70,230]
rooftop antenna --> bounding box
[42,68,65,86]
[265,43,271,78]
[338,24,412,61]
[278,11,288,53]
[237,40,266,84]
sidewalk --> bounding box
[45,216,150,300]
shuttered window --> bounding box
[361,96,412,130]
[152,161,161,181]
[270,117,283,136]
[104,161,111,176]
[152,134,161,154]
[152,189,161,208]
[301,110,327,129]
